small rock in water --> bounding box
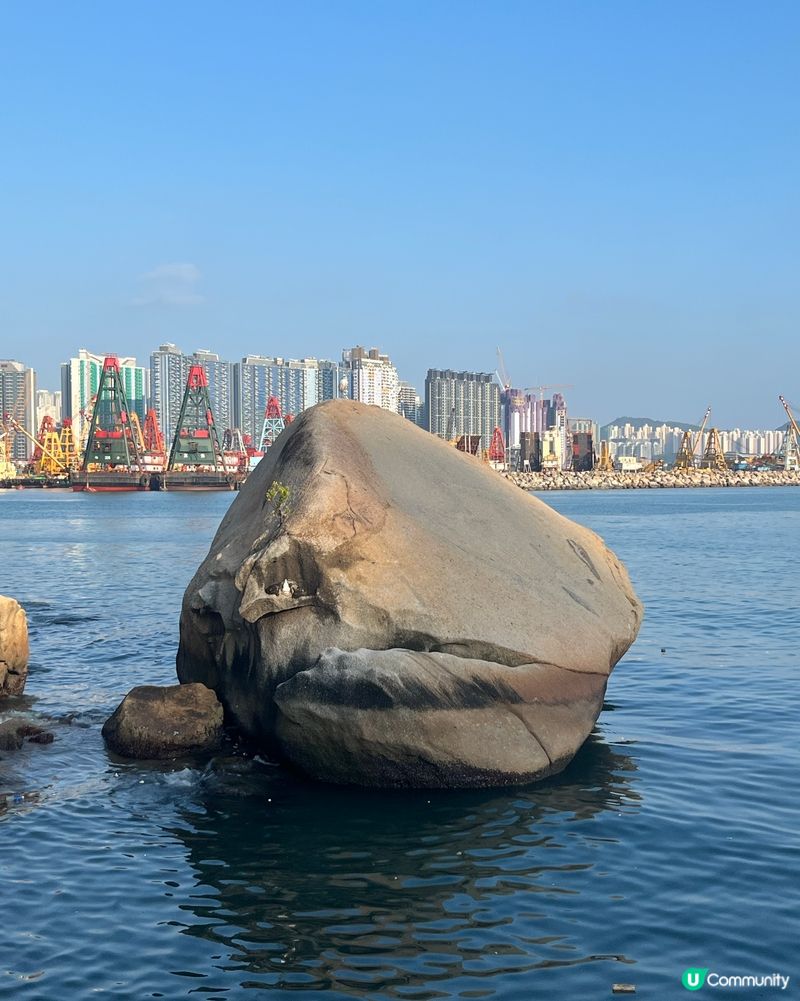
[102,683,224,760]
[0,719,54,751]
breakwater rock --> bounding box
[177,401,642,788]
[505,469,800,491]
[0,596,29,698]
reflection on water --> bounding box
[165,737,640,995]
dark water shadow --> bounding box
[161,734,641,997]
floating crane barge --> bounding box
[70,356,149,491]
[159,365,240,491]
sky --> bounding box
[1,0,798,428]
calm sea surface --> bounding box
[0,487,797,1000]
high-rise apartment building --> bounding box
[342,346,400,413]
[234,356,343,444]
[398,381,424,427]
[60,349,147,443]
[425,369,501,450]
[150,343,189,444]
[35,389,62,429]
[0,360,37,461]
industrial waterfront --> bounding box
[3,354,800,494]
[1,487,796,998]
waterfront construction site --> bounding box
[2,355,799,493]
[0,355,292,492]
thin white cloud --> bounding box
[132,262,205,306]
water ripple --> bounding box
[0,488,797,998]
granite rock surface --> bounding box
[0,596,29,698]
[102,683,224,759]
[177,400,642,786]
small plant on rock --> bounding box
[266,480,291,518]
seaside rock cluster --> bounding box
[0,595,29,698]
[0,718,54,751]
[506,469,800,491]
[102,683,224,759]
[177,400,642,788]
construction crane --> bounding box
[0,428,16,479]
[76,398,95,458]
[488,426,506,466]
[596,440,614,471]
[129,412,146,453]
[167,364,224,472]
[143,409,165,454]
[523,383,574,398]
[495,348,574,399]
[495,347,512,391]
[259,397,286,452]
[674,406,711,471]
[700,428,729,471]
[82,357,144,474]
[33,416,57,463]
[778,396,800,471]
[60,419,78,470]
[7,417,69,475]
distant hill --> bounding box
[601,416,700,435]
[602,416,791,435]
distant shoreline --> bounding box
[505,469,800,491]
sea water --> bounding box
[0,487,797,999]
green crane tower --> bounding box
[81,356,143,472]
[167,364,225,471]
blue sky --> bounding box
[1,0,798,427]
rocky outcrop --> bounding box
[505,469,800,491]
[102,683,224,759]
[177,400,642,788]
[0,596,29,698]
[0,718,54,751]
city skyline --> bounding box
[9,327,800,433]
[15,337,798,433]
[2,4,799,430]
[4,339,793,439]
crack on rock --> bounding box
[321,465,361,538]
[567,538,602,581]
[562,585,599,616]
[503,704,553,767]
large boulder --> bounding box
[177,400,642,787]
[0,596,29,698]
[102,683,224,759]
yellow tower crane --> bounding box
[596,440,614,471]
[0,428,17,479]
[7,418,69,476]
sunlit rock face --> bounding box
[0,595,29,698]
[177,401,642,788]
